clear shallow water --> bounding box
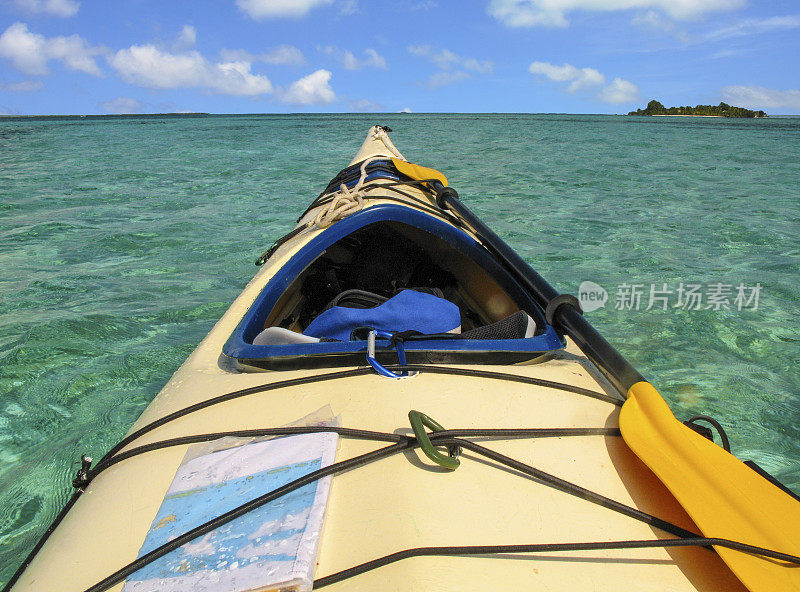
[1,113,799,581]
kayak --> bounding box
[6,126,799,592]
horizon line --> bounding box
[2,111,797,118]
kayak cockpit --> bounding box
[263,220,528,334]
[223,204,564,370]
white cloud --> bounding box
[281,69,336,105]
[488,0,744,28]
[703,15,800,41]
[630,11,671,32]
[721,86,800,110]
[1,79,42,91]
[220,45,306,66]
[13,0,79,17]
[320,46,386,70]
[262,44,305,65]
[409,45,458,69]
[489,0,568,27]
[408,45,493,74]
[410,1,437,10]
[0,23,45,74]
[174,25,196,51]
[219,48,255,62]
[350,98,384,111]
[339,0,358,15]
[399,107,413,113]
[236,0,333,19]
[634,12,799,46]
[100,96,146,114]
[529,61,639,104]
[462,59,493,75]
[407,45,493,88]
[528,61,604,91]
[598,77,640,103]
[426,70,470,88]
[46,33,104,75]
[108,45,273,96]
[710,48,745,59]
[0,22,104,76]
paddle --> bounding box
[395,155,800,591]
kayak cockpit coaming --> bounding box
[223,204,564,370]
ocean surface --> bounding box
[1,113,799,582]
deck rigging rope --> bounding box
[312,156,386,229]
[4,364,799,592]
[684,414,731,452]
[77,429,800,592]
[315,537,800,588]
[256,165,461,266]
[370,124,404,159]
[0,364,617,592]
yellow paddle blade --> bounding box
[391,158,448,187]
[620,381,800,592]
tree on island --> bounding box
[628,100,766,118]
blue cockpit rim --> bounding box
[223,204,564,363]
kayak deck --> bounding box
[14,317,746,591]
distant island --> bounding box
[628,100,767,118]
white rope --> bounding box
[371,126,404,159]
[311,127,403,229]
[313,156,381,229]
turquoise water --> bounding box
[1,113,799,581]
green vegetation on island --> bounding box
[628,100,767,118]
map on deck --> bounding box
[122,431,338,592]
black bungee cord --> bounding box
[4,364,798,592]
[1,363,617,592]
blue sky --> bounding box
[0,0,798,115]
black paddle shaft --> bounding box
[432,183,645,396]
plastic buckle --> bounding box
[366,330,417,379]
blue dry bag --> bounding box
[303,289,461,341]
